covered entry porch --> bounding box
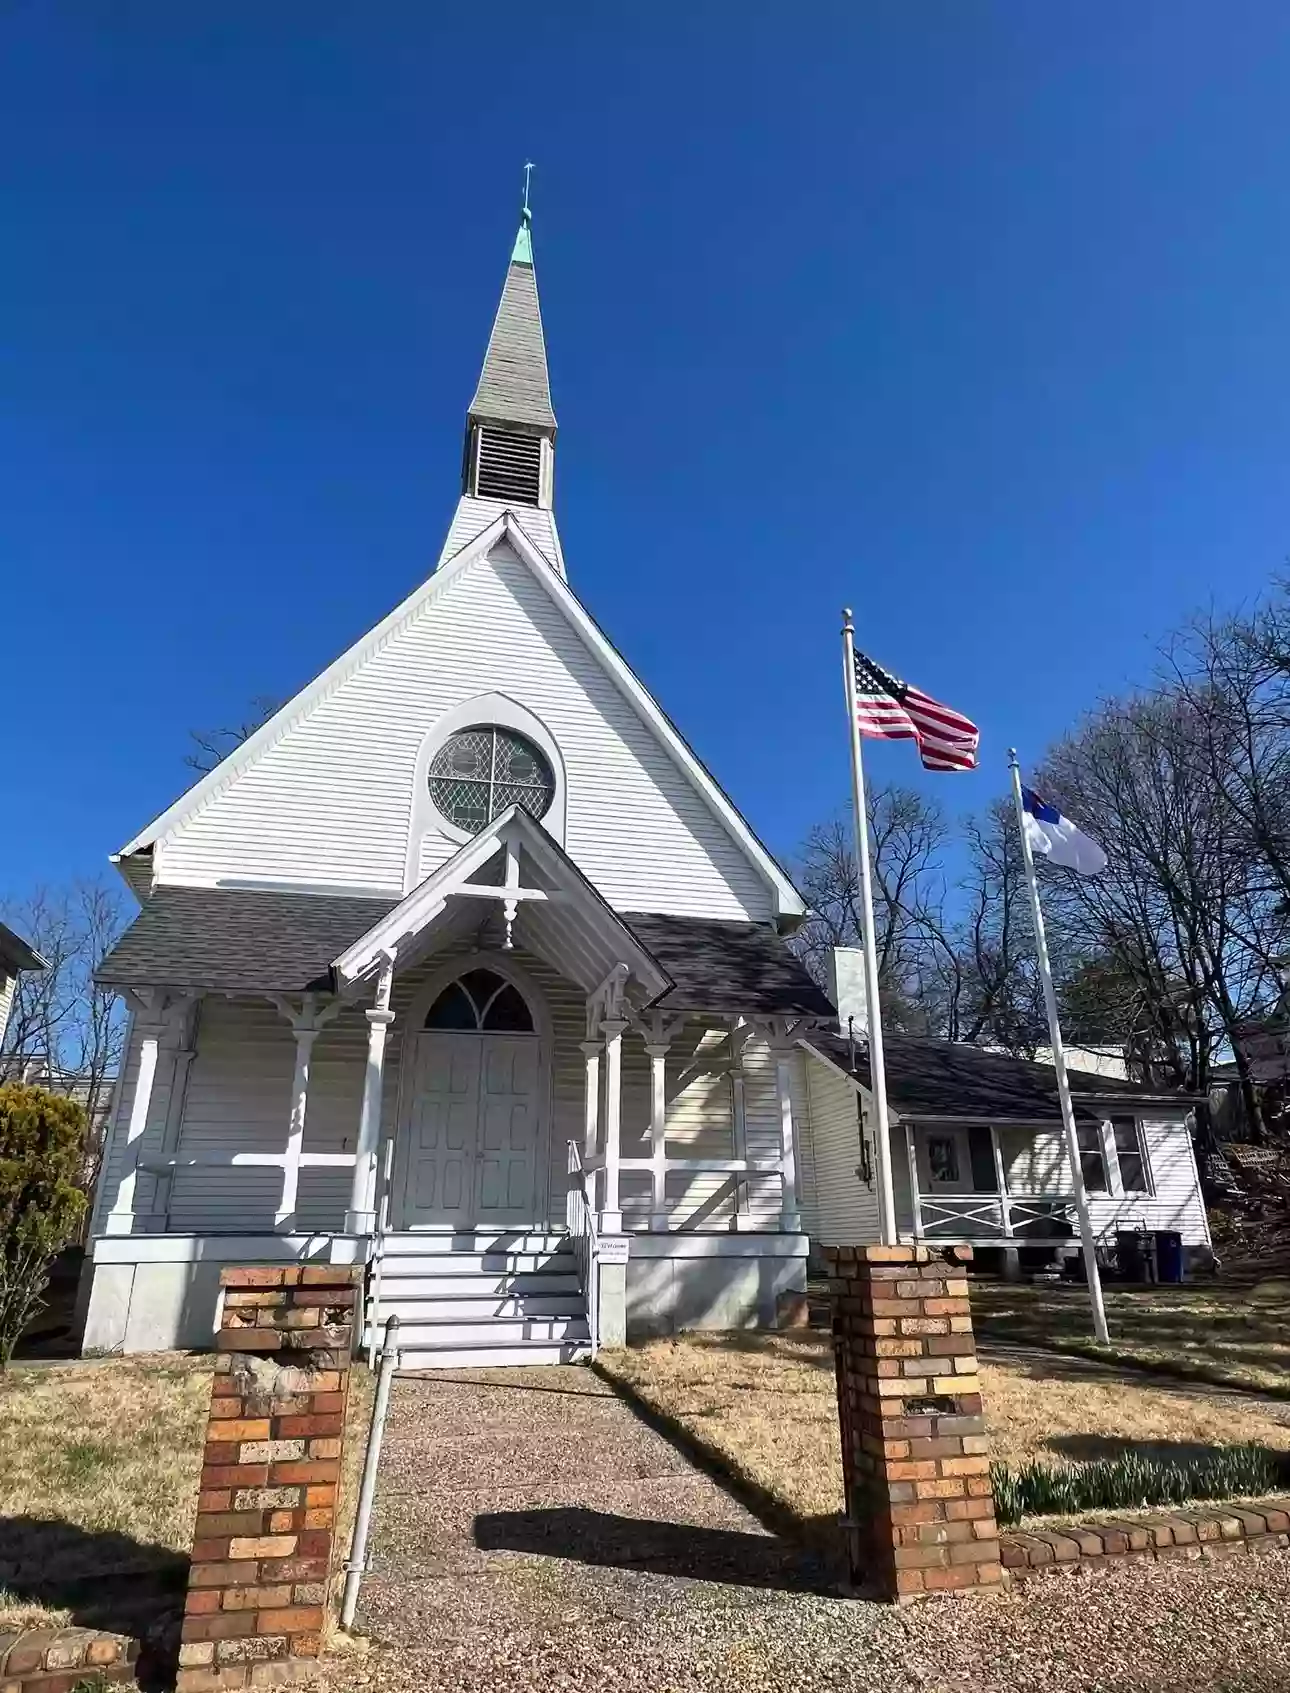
[89,807,826,1357]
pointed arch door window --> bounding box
[425,969,535,1033]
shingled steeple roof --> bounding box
[468,206,557,433]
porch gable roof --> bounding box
[331,806,671,1000]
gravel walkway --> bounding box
[316,1363,1290,1693]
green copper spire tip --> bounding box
[511,160,535,264]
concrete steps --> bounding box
[371,1233,590,1369]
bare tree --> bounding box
[793,787,948,1028]
[0,878,130,1189]
[185,695,282,775]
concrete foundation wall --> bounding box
[624,1236,808,1336]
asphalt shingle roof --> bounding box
[622,914,835,1018]
[96,887,832,1015]
[97,886,396,994]
[805,1028,1191,1124]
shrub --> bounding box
[990,1443,1290,1527]
[0,1082,88,1369]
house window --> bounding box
[926,1136,960,1183]
[1075,1123,1108,1193]
[428,727,555,834]
[1110,1117,1150,1194]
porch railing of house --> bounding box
[914,1192,1075,1241]
[565,1140,600,1358]
[136,1151,359,1232]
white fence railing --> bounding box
[915,1191,1074,1241]
[566,1140,600,1358]
[137,1151,358,1231]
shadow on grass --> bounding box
[1043,1433,1290,1474]
[474,1505,839,1594]
[0,1515,187,1684]
[591,1361,843,1584]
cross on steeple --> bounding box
[522,160,534,221]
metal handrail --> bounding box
[566,1140,600,1359]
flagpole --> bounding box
[842,610,897,1244]
[1008,749,1110,1345]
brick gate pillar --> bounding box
[176,1264,362,1691]
[827,1243,1001,1599]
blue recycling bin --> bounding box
[1155,1230,1184,1284]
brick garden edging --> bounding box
[0,1626,137,1693]
[827,1243,1002,1599]
[176,1264,361,1693]
[1000,1498,1290,1579]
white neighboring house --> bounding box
[0,923,47,1051]
[86,207,1210,1366]
[799,957,1210,1276]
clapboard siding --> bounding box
[894,1111,1209,1246]
[155,544,771,920]
[436,495,562,574]
[799,1051,880,1245]
[1001,1113,1209,1245]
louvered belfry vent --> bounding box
[474,426,542,505]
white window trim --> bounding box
[1102,1114,1154,1199]
[403,692,567,891]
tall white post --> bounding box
[646,1040,670,1232]
[904,1121,923,1240]
[278,1026,319,1229]
[600,1015,627,1234]
[1009,750,1110,1345]
[770,1026,803,1233]
[347,961,395,1236]
[106,989,179,1236]
[146,1038,197,1233]
[579,1035,602,1212]
[989,1123,1014,1239]
[729,1020,749,1227]
[841,610,897,1243]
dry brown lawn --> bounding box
[0,1352,375,1635]
[0,1353,213,1629]
[597,1332,1290,1532]
[971,1280,1290,1396]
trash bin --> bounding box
[1116,1231,1149,1282]
[1155,1229,1184,1284]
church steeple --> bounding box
[463,176,556,509]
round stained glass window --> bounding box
[427,726,555,834]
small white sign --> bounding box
[597,1237,630,1265]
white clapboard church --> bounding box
[87,205,1210,1365]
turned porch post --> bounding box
[600,1015,627,1234]
[347,959,395,1235]
[765,1019,804,1234]
[905,1120,924,1240]
[643,1011,684,1233]
[106,990,189,1236]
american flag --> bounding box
[853,649,979,772]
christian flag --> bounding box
[1021,787,1108,875]
[852,650,980,772]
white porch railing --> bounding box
[914,1192,1075,1241]
[566,1140,600,1358]
[137,1151,358,1232]
[582,1153,789,1230]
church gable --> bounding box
[121,202,802,925]
[151,535,779,921]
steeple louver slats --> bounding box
[476,427,543,505]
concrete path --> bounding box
[322,1361,1290,1693]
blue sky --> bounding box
[5,3,1290,902]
